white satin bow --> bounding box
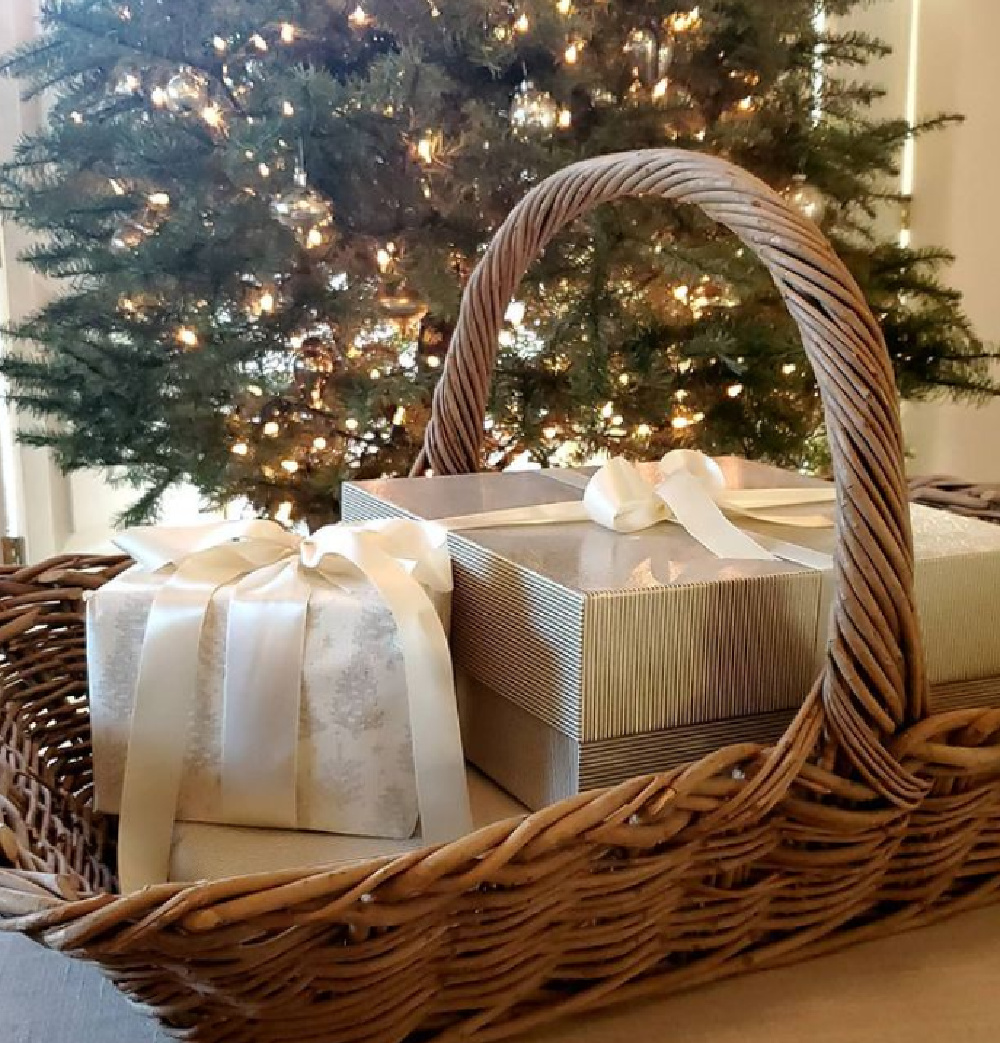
[443,450,836,569]
[113,517,470,892]
[581,449,836,564]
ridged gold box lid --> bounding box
[343,459,1000,743]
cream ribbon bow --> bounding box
[581,450,836,566]
[443,450,836,569]
[112,518,470,892]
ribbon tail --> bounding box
[311,529,472,844]
[655,470,776,561]
[118,548,275,892]
[222,558,308,830]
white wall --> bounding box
[0,0,74,561]
[901,0,1000,479]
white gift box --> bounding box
[87,518,471,888]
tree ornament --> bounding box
[269,160,335,249]
[781,174,827,223]
[417,314,452,370]
[625,28,658,85]
[294,334,340,375]
[510,81,559,135]
[164,67,210,113]
[378,290,426,325]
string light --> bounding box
[258,162,270,177]
[280,22,296,43]
[667,7,702,33]
[250,33,268,51]
[727,383,744,398]
[558,108,572,128]
[781,362,798,376]
[247,384,264,397]
[281,459,299,473]
[312,436,327,450]
[370,367,381,379]
[514,13,530,32]
[543,425,559,439]
[393,406,407,425]
[282,100,295,117]
[565,42,579,64]
[70,111,83,124]
[505,300,526,325]
[416,133,436,164]
[618,373,629,385]
[672,416,691,429]
[201,103,224,129]
[348,5,370,28]
[306,228,324,248]
[737,96,755,112]
[677,360,693,373]
[176,327,198,347]
[653,78,669,99]
[117,71,141,93]
[147,191,170,207]
[258,290,275,313]
[231,442,249,456]
[377,247,393,272]
[556,0,572,13]
[601,401,614,419]
[426,355,441,368]
[636,423,653,437]
[345,418,359,431]
[213,36,227,53]
[263,420,281,436]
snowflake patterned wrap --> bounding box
[88,531,452,841]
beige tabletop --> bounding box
[4,903,1000,1042]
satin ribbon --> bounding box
[442,449,836,571]
[113,518,470,892]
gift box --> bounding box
[343,455,1000,810]
[88,518,471,889]
[169,768,525,882]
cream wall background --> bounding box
[1,0,998,560]
[897,0,1000,476]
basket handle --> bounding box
[415,149,928,807]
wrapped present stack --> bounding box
[344,452,1000,810]
[87,518,475,888]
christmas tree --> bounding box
[1,0,996,528]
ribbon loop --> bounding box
[574,450,835,563]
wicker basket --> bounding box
[4,150,1000,1043]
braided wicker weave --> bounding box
[4,151,1000,1043]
